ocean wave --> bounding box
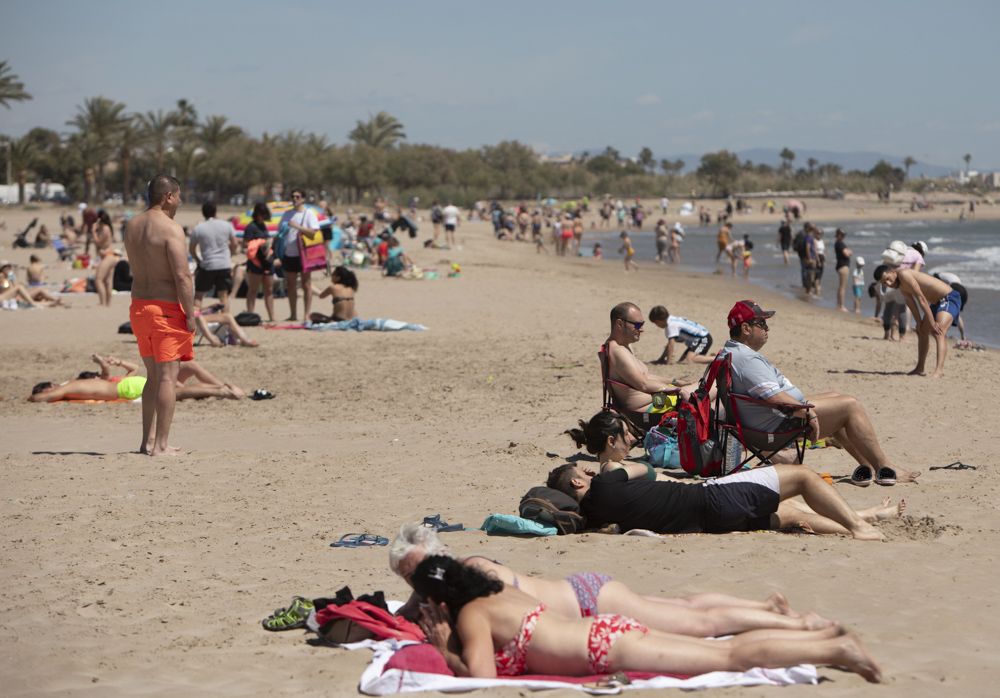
[930,245,1000,264]
[928,236,946,244]
[853,229,892,238]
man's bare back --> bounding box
[125,209,192,313]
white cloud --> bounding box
[636,93,661,106]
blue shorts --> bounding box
[934,289,962,322]
[853,285,863,298]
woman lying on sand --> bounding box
[28,353,245,402]
[412,555,881,681]
[391,523,833,638]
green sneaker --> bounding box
[261,596,314,631]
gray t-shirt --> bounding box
[190,218,236,271]
[720,339,806,431]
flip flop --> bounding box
[250,389,275,400]
[850,465,873,487]
[330,533,389,548]
[422,514,464,533]
[875,466,897,486]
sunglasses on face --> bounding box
[749,319,769,330]
[622,319,644,330]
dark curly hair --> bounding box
[565,410,626,455]
[332,265,359,291]
[411,555,503,618]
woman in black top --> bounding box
[243,202,275,322]
[833,229,853,311]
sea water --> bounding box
[588,218,999,347]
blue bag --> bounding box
[644,426,680,468]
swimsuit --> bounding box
[934,288,962,322]
[116,375,146,400]
[566,572,611,617]
[494,603,545,676]
[586,615,648,674]
[129,299,194,363]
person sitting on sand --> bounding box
[383,237,413,277]
[1,261,65,308]
[603,302,696,416]
[391,524,838,638]
[722,300,919,485]
[411,555,882,682]
[556,410,903,540]
[28,353,245,402]
[648,305,714,365]
[194,302,259,347]
[311,265,358,323]
[26,254,46,286]
[874,266,963,380]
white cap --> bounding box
[78,202,87,211]
[856,256,865,266]
[672,222,684,232]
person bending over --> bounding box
[412,555,881,682]
[648,305,714,365]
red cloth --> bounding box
[314,601,425,642]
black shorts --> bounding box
[195,267,233,294]
[246,259,273,276]
[281,255,303,273]
[702,467,780,533]
[445,223,456,232]
[678,333,712,361]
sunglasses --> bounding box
[291,194,303,200]
[622,319,645,330]
[749,319,769,330]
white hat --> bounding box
[672,222,684,232]
[78,202,87,211]
[856,256,865,266]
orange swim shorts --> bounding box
[129,299,194,363]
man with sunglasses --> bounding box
[605,302,694,416]
[722,300,918,485]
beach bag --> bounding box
[676,360,725,477]
[644,425,681,468]
[519,486,586,535]
[273,217,290,260]
[234,311,261,326]
[791,231,805,255]
[299,229,327,273]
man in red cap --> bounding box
[720,300,919,485]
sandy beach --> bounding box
[1,197,998,697]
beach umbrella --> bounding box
[231,201,330,237]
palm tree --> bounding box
[67,96,130,201]
[807,157,818,174]
[903,156,916,178]
[348,111,406,148]
[138,110,173,172]
[0,61,32,109]
[779,147,795,173]
[172,98,198,129]
[118,116,141,205]
[963,153,972,173]
[199,115,243,151]
[7,135,38,203]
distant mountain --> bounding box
[566,147,974,178]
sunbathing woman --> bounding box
[413,555,881,681]
[311,265,358,323]
[391,523,832,638]
[28,353,245,402]
[1,261,64,307]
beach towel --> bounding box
[480,514,557,537]
[307,318,427,331]
[356,639,819,695]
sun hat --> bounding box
[856,256,866,266]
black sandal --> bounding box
[850,465,874,487]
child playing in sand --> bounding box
[852,257,866,314]
[618,231,638,271]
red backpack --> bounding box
[676,357,725,477]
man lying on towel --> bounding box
[29,353,245,402]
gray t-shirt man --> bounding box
[719,339,806,431]
[190,218,236,271]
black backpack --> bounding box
[235,311,262,326]
[519,486,587,534]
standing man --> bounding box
[441,200,460,248]
[777,218,792,265]
[189,201,237,312]
[124,175,194,457]
[873,266,962,379]
[833,229,853,311]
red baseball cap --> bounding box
[727,300,775,329]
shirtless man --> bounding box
[29,354,245,403]
[874,266,961,379]
[123,175,195,456]
[603,302,695,431]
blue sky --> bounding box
[2,0,997,168]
